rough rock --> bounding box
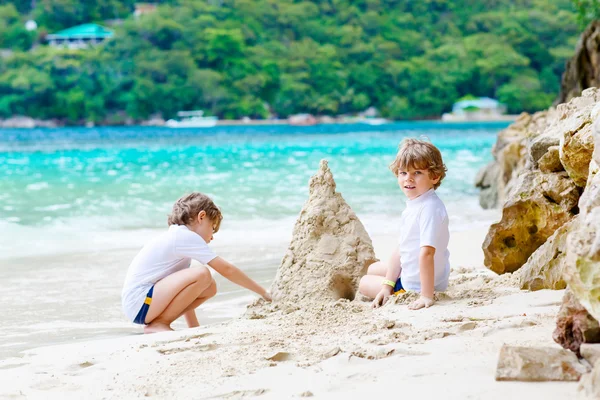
[557,20,600,105]
[538,146,564,173]
[553,289,600,356]
[581,344,600,366]
[560,122,594,187]
[477,88,600,207]
[140,115,166,126]
[495,344,589,381]
[270,160,377,304]
[519,218,576,291]
[483,170,579,274]
[578,360,600,400]
[475,113,532,209]
[0,116,36,128]
[474,161,500,209]
[555,88,600,187]
[528,133,560,170]
[564,114,600,321]
[475,110,561,209]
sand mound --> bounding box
[270,160,377,304]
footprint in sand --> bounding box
[78,361,94,368]
[452,321,478,333]
[201,389,269,399]
[152,332,213,347]
[481,318,539,336]
[265,351,293,362]
[156,343,219,355]
[63,360,98,376]
[351,347,395,360]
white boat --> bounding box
[357,117,389,125]
[166,110,218,128]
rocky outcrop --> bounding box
[495,344,589,381]
[554,289,600,356]
[482,170,579,274]
[140,115,166,126]
[564,113,600,321]
[482,89,600,275]
[557,20,600,105]
[538,146,563,173]
[519,218,577,291]
[475,112,554,209]
[474,161,501,209]
[556,89,600,187]
[477,87,600,208]
[270,160,377,304]
[0,116,58,128]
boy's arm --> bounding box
[386,247,402,282]
[184,310,199,328]
[208,256,271,300]
[408,246,436,310]
[418,246,435,298]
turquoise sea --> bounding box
[0,122,505,358]
[0,122,503,236]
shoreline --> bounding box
[0,222,496,360]
[0,117,518,129]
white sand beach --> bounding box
[0,227,577,400]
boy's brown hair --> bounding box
[389,138,447,189]
[167,192,223,232]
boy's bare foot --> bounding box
[144,322,173,334]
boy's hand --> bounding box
[408,295,435,310]
[261,290,272,302]
[372,286,393,309]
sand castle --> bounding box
[270,159,377,304]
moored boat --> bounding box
[166,110,218,128]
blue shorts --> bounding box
[394,278,405,294]
[133,285,154,325]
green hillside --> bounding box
[0,0,586,123]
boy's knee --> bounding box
[367,264,377,275]
[205,279,217,298]
[367,261,384,275]
[191,266,212,283]
[358,276,368,295]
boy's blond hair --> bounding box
[389,138,447,189]
[168,192,223,232]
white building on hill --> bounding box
[442,97,507,121]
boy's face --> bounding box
[194,211,215,243]
[397,166,439,200]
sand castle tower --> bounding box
[270,160,377,304]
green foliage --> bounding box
[572,0,600,29]
[32,0,138,31]
[497,74,555,113]
[0,0,584,123]
[0,4,34,50]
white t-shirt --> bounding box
[121,225,217,321]
[398,189,450,292]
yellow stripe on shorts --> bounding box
[394,289,406,295]
[144,296,152,305]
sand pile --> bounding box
[270,160,377,304]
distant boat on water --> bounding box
[357,117,389,125]
[166,110,218,128]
